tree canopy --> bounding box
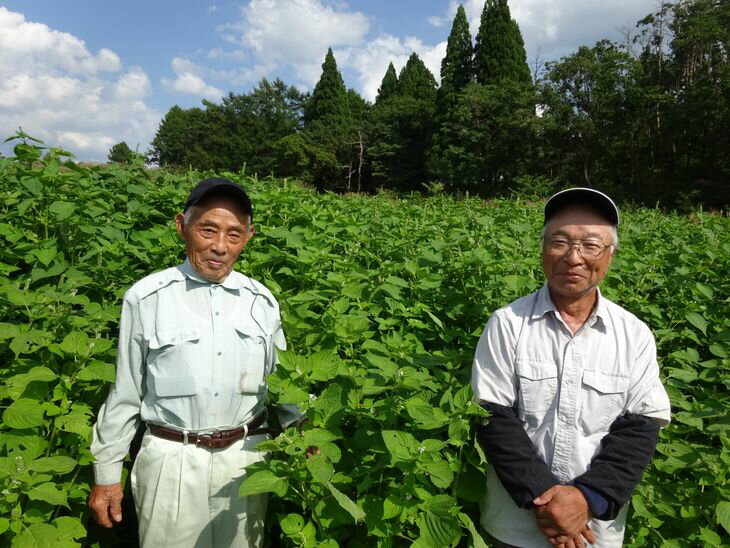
[145,0,729,209]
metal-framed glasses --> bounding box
[543,238,613,259]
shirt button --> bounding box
[214,392,219,397]
[217,351,222,356]
[215,311,220,316]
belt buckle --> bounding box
[196,430,225,449]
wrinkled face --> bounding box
[541,206,615,301]
[175,196,254,283]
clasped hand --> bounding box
[533,485,596,548]
[88,483,124,528]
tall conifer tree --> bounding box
[474,0,531,85]
[376,63,399,104]
[438,5,473,103]
[429,4,474,185]
[304,48,350,131]
[369,53,437,191]
[398,53,438,101]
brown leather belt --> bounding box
[149,412,272,449]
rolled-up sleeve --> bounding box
[471,312,519,407]
[90,293,146,484]
[624,323,671,427]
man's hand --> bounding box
[88,483,124,528]
[533,485,596,546]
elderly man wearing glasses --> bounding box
[472,188,671,547]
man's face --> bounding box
[175,196,254,283]
[541,206,615,301]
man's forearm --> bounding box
[573,413,660,520]
[477,401,560,508]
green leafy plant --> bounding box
[0,133,728,546]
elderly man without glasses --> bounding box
[472,188,671,547]
[89,178,293,547]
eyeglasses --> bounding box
[543,238,613,259]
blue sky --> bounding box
[0,0,657,161]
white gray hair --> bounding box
[541,222,619,251]
[181,205,251,230]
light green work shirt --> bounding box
[91,259,286,484]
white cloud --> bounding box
[438,0,657,62]
[220,0,370,87]
[161,56,225,100]
[337,35,445,102]
[208,5,219,14]
[162,72,224,100]
[0,7,159,161]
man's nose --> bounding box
[210,234,227,255]
[564,245,584,264]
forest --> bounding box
[131,0,730,209]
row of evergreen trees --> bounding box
[146,0,730,208]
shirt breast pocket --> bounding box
[580,370,630,435]
[147,328,201,372]
[234,325,271,395]
[516,360,558,416]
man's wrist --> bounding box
[93,461,124,485]
[574,482,608,519]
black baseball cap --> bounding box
[184,177,253,221]
[544,187,619,226]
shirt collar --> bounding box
[532,283,609,330]
[177,258,245,290]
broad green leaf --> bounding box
[29,456,77,474]
[239,470,287,497]
[60,331,91,355]
[422,459,454,488]
[54,404,93,438]
[716,501,730,534]
[3,398,45,429]
[324,481,365,522]
[53,516,86,542]
[302,428,339,446]
[5,366,56,399]
[406,397,448,429]
[308,351,341,381]
[33,247,56,267]
[685,312,707,335]
[383,494,405,520]
[666,367,697,383]
[0,322,20,339]
[306,454,334,483]
[458,512,489,548]
[382,430,419,461]
[77,361,116,383]
[699,527,721,546]
[49,201,75,220]
[27,482,68,507]
[279,513,305,536]
[416,510,460,547]
[0,517,8,535]
[11,523,58,548]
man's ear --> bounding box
[175,213,186,239]
[244,225,255,246]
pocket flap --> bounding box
[149,328,200,350]
[582,370,630,394]
[516,360,558,380]
[154,375,196,397]
[233,321,266,341]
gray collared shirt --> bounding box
[471,284,670,547]
[91,260,285,484]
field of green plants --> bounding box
[0,136,729,547]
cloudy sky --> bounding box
[0,0,657,161]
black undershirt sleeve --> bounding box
[573,413,660,520]
[476,401,560,508]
